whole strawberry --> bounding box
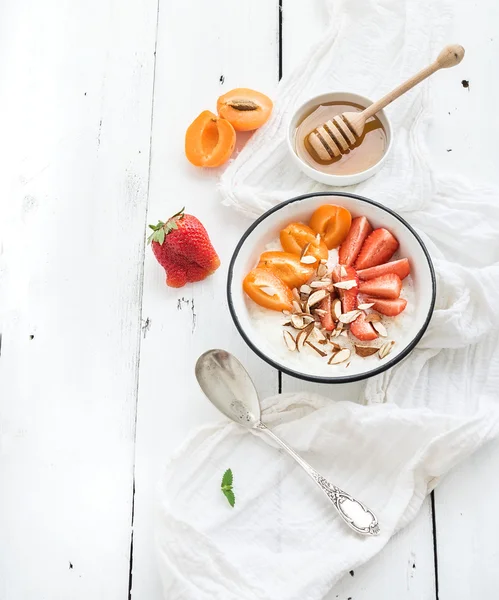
[148,208,220,288]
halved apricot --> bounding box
[257,251,315,288]
[279,223,329,262]
[185,110,236,167]
[309,205,352,249]
[243,268,293,312]
[217,88,273,131]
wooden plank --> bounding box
[280,2,437,598]
[422,1,499,597]
[130,1,280,597]
[0,1,158,598]
[435,439,499,599]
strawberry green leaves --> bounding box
[147,207,185,245]
[221,468,235,507]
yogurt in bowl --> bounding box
[227,192,436,384]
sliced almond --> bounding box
[301,255,317,265]
[340,265,348,277]
[334,279,357,290]
[358,303,375,311]
[300,242,311,260]
[332,298,342,321]
[290,314,305,329]
[313,309,327,316]
[310,280,331,289]
[295,313,315,323]
[307,289,329,308]
[259,286,277,296]
[339,309,361,324]
[296,322,315,351]
[306,341,327,357]
[283,330,296,351]
[372,322,387,337]
[317,263,328,278]
[340,330,349,337]
[292,288,301,302]
[282,310,291,316]
[300,284,312,295]
[310,327,327,343]
[330,342,342,351]
[292,300,302,313]
[320,258,328,264]
[378,341,395,359]
[354,345,379,357]
[328,348,351,364]
[365,313,381,323]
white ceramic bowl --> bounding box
[227,192,436,384]
[287,92,393,187]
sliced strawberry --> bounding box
[338,216,373,266]
[350,312,378,341]
[332,265,358,313]
[364,297,407,317]
[359,273,402,299]
[355,228,399,270]
[358,258,410,281]
[318,294,335,331]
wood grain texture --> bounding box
[129,0,280,597]
[0,0,158,598]
[0,0,498,598]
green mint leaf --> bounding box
[223,489,235,507]
[221,468,233,488]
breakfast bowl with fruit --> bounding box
[227,192,436,383]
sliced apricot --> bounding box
[217,88,273,131]
[257,251,315,288]
[279,223,328,262]
[185,110,236,167]
[309,205,352,249]
[243,268,293,312]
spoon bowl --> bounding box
[195,349,261,428]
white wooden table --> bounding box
[1,1,499,598]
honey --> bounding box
[294,101,387,176]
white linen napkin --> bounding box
[156,0,499,598]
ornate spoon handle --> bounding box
[256,422,380,536]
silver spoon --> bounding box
[195,349,380,536]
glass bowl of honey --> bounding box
[287,92,393,186]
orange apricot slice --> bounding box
[243,268,294,312]
[257,251,315,288]
[280,223,329,262]
[217,88,273,131]
[185,110,236,167]
[309,205,352,249]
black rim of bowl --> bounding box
[227,191,437,384]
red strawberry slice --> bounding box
[364,297,407,317]
[332,265,358,313]
[359,273,402,299]
[318,294,335,331]
[358,258,410,281]
[350,312,378,341]
[355,228,399,270]
[338,216,373,266]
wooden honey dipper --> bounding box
[307,44,465,162]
